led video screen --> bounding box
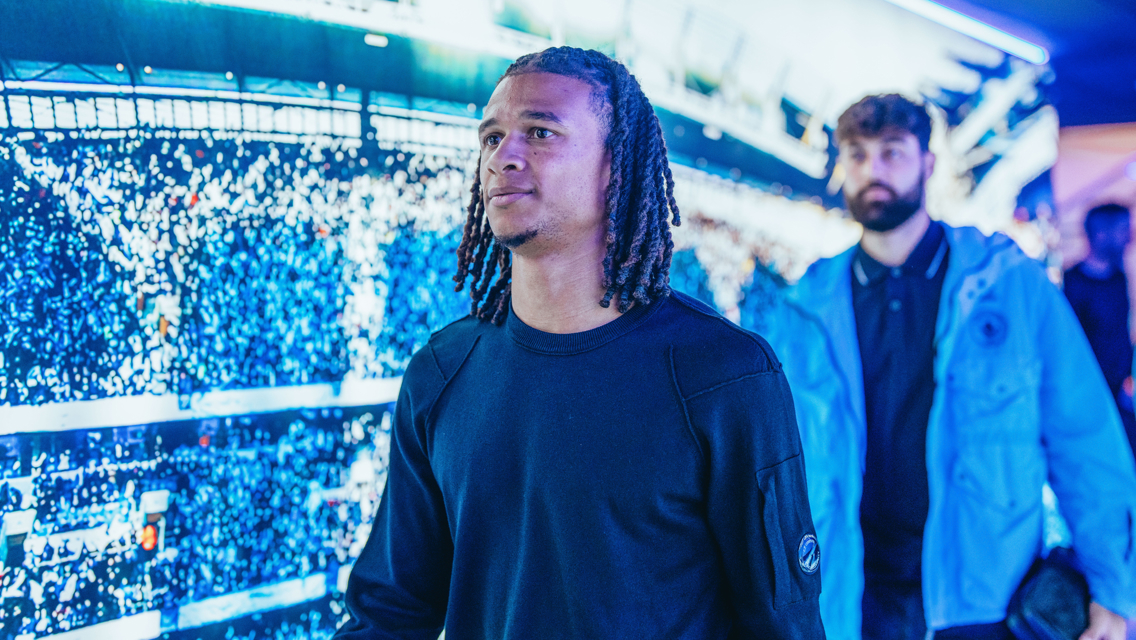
[0,92,477,638]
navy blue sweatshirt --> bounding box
[336,292,824,639]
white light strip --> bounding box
[34,574,329,640]
[374,105,479,127]
[177,574,327,631]
[364,33,389,47]
[36,611,162,640]
[0,80,362,111]
[0,378,401,435]
[882,0,1048,64]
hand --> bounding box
[1078,602,1127,640]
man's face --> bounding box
[478,72,611,257]
[839,130,934,232]
[1090,216,1131,266]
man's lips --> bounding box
[860,185,895,201]
[487,187,533,206]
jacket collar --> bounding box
[790,225,1023,326]
[853,221,948,287]
[786,225,1025,434]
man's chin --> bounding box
[495,229,539,249]
[850,204,920,233]
[850,208,887,229]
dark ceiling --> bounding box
[939,0,1136,127]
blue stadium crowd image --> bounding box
[0,70,722,640]
[10,0,1135,636]
[0,405,393,638]
[0,99,485,637]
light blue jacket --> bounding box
[762,225,1136,639]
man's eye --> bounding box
[483,134,501,146]
[532,128,553,139]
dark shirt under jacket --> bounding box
[852,221,949,640]
[1063,263,1132,400]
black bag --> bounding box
[1005,547,1090,640]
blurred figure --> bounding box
[1064,203,1136,457]
[764,94,1136,640]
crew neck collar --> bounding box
[505,295,664,355]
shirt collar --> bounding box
[505,293,664,355]
[853,220,947,287]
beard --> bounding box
[494,228,539,249]
[846,178,924,232]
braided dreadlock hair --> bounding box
[453,46,681,324]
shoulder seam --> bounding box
[756,451,802,474]
[684,370,781,402]
[430,311,478,339]
[426,342,445,382]
[668,290,719,319]
[421,334,483,455]
[669,345,706,463]
[671,292,781,363]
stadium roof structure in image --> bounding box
[3,0,1132,205]
[0,0,848,207]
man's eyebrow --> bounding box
[521,110,563,125]
[478,111,563,135]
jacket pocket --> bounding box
[946,356,1041,444]
[756,454,822,609]
[948,358,1044,513]
[951,440,1044,514]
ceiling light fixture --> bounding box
[882,0,1049,64]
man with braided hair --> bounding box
[336,47,825,639]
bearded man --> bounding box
[762,94,1136,640]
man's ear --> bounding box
[922,151,936,180]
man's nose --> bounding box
[864,153,887,181]
[485,133,526,175]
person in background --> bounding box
[1064,202,1136,458]
[762,93,1136,640]
[336,47,824,640]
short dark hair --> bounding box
[836,94,932,152]
[1084,203,1131,237]
[454,47,680,324]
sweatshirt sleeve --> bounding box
[1035,269,1136,618]
[335,346,452,639]
[683,351,826,639]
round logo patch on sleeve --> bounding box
[798,534,820,574]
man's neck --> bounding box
[1080,252,1119,279]
[509,245,624,334]
[859,210,931,267]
